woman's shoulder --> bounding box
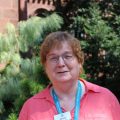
[19,87,54,120]
[81,78,119,103]
[23,87,51,106]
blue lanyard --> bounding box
[52,81,82,120]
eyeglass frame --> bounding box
[46,51,77,64]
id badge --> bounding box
[54,111,71,120]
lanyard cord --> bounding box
[52,88,62,114]
[74,81,82,120]
[52,81,82,120]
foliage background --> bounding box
[0,0,120,119]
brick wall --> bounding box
[0,0,18,32]
[27,1,55,17]
[0,0,55,33]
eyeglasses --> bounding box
[46,52,75,64]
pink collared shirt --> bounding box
[19,79,120,120]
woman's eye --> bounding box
[64,55,73,59]
[50,57,58,61]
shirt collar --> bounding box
[80,78,101,93]
[33,84,54,103]
[33,78,101,100]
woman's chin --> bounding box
[55,76,72,82]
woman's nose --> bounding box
[57,56,65,67]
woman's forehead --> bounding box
[48,41,73,54]
[51,41,72,50]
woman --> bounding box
[19,31,120,120]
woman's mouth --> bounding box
[57,71,69,74]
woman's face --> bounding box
[45,41,82,84]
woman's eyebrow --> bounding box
[47,50,73,56]
[47,53,57,56]
[63,51,73,54]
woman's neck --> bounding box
[50,80,85,111]
[53,81,78,95]
[51,80,79,111]
[51,80,78,101]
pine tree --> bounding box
[71,2,120,98]
[0,13,63,120]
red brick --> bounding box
[0,19,9,33]
[3,9,18,19]
[10,18,18,26]
[12,0,18,9]
[0,0,12,8]
[0,8,4,19]
[27,2,55,17]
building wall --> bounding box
[19,0,55,20]
[27,0,55,18]
[0,0,18,32]
[0,0,55,33]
